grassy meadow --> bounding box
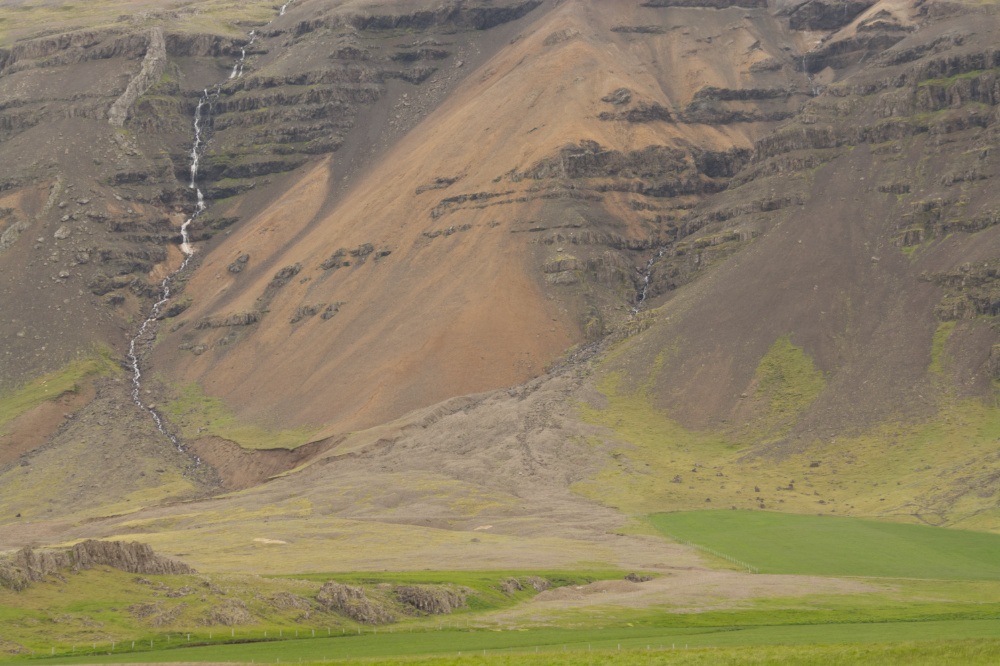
[574,347,1000,530]
[0,1,281,47]
[649,510,1000,579]
[4,531,1000,664]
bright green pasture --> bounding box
[19,622,1000,664]
[649,511,1000,579]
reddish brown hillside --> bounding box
[151,0,814,435]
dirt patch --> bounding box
[188,436,330,491]
[531,571,877,611]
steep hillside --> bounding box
[148,0,816,437]
[2,0,1000,568]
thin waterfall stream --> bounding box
[631,245,670,316]
[802,55,820,97]
[126,1,295,455]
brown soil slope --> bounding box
[150,0,814,436]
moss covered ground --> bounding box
[0,347,117,430]
[575,346,1000,529]
[162,383,320,450]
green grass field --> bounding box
[6,513,1000,664]
[18,622,1000,664]
[648,511,1000,579]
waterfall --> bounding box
[229,31,256,79]
[126,2,294,456]
[631,245,669,316]
[802,55,820,97]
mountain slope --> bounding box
[2,0,1000,566]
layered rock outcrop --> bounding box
[0,541,192,591]
[108,28,167,128]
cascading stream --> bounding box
[229,31,256,79]
[631,246,670,316]
[802,56,820,97]
[127,1,295,456]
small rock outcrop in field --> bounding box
[522,575,551,591]
[0,541,193,590]
[316,582,396,625]
[498,576,550,594]
[269,591,312,611]
[71,540,194,575]
[0,546,71,590]
[0,639,29,656]
[129,601,187,627]
[206,598,254,626]
[394,585,468,615]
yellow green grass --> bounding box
[575,338,1000,528]
[0,347,117,429]
[93,640,998,666]
[750,335,826,440]
[0,1,281,47]
[929,320,956,375]
[6,559,1000,663]
[162,383,320,450]
[13,624,1000,664]
[0,567,621,656]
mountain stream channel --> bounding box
[126,1,297,465]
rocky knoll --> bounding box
[71,539,194,575]
[0,540,192,591]
[394,585,468,615]
[315,582,396,625]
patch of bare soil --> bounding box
[530,571,876,611]
[187,436,330,491]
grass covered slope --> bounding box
[0,0,280,46]
[649,511,1000,579]
[0,348,115,430]
[575,335,1000,529]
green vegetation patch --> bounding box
[272,570,626,614]
[0,0,278,47]
[573,371,736,514]
[162,383,320,450]
[0,347,116,429]
[17,626,1000,664]
[649,511,1000,579]
[751,335,826,439]
[929,320,956,375]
